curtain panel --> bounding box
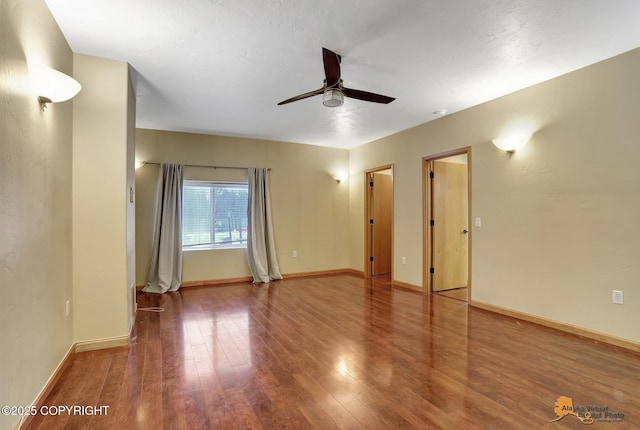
[247,168,282,283]
[143,163,184,294]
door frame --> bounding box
[422,148,472,296]
[364,164,394,277]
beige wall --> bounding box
[350,48,640,343]
[72,54,133,342]
[0,0,74,428]
[135,130,350,285]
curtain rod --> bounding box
[142,162,270,171]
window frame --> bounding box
[182,180,249,251]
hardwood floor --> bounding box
[26,274,640,429]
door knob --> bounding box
[462,229,469,234]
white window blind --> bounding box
[182,181,248,249]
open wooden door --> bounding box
[366,167,393,276]
[431,159,468,292]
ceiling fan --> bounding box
[277,47,395,107]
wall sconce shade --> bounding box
[323,88,344,107]
[492,135,530,153]
[331,172,348,183]
[30,64,82,106]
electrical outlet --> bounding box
[65,300,71,317]
[292,250,298,258]
[401,256,406,265]
[612,290,623,305]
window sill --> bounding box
[183,245,246,252]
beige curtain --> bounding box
[247,168,282,283]
[143,163,183,294]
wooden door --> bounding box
[431,160,468,291]
[370,172,392,275]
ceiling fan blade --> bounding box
[342,87,395,104]
[322,47,341,87]
[277,88,324,105]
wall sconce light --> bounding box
[30,64,82,109]
[492,135,530,153]
[331,172,348,183]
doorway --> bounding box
[365,166,393,277]
[423,150,470,301]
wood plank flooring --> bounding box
[26,274,640,429]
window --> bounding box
[182,181,248,250]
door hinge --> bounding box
[430,267,435,274]
[429,171,434,179]
[430,219,434,227]
[370,219,374,224]
[370,181,374,187]
[370,256,374,262]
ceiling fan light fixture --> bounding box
[323,88,344,107]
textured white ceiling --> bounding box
[44,0,640,149]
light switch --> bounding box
[475,217,482,227]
